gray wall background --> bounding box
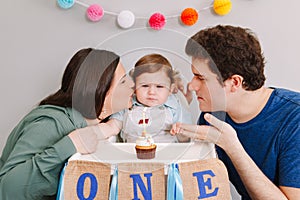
[1,0,299,199]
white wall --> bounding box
[1,0,299,199]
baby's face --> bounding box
[135,71,171,107]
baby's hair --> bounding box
[130,53,177,84]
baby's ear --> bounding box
[128,68,134,77]
[170,83,176,94]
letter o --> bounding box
[76,173,98,200]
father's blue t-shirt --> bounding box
[198,88,300,199]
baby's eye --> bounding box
[142,84,149,88]
[156,85,165,88]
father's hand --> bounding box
[173,113,239,151]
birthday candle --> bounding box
[142,107,147,137]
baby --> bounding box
[99,53,192,143]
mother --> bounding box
[0,48,134,199]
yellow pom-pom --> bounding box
[213,0,232,16]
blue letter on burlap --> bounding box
[130,173,153,200]
[77,173,98,200]
[193,170,219,199]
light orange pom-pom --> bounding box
[213,0,232,16]
[181,8,198,26]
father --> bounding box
[174,25,300,199]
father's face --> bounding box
[189,58,227,112]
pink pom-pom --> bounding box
[149,13,166,30]
[87,4,104,22]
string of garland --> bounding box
[57,0,232,30]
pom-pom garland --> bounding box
[57,0,233,30]
[87,4,104,22]
[57,0,75,9]
[213,0,232,16]
[181,8,198,26]
[149,13,166,30]
[117,10,135,29]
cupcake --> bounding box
[135,135,157,159]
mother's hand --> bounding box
[173,113,239,151]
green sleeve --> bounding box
[0,157,3,170]
[0,118,77,199]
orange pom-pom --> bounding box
[181,8,198,26]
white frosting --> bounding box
[136,135,154,146]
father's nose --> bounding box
[188,79,196,91]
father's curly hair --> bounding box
[185,25,266,90]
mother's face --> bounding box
[103,63,134,117]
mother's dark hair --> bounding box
[40,48,120,119]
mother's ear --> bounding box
[225,75,244,93]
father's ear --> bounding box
[226,74,244,92]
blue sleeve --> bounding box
[177,105,192,124]
[278,122,300,187]
[171,94,192,124]
[110,109,126,122]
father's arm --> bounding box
[176,113,300,199]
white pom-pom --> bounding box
[117,10,135,29]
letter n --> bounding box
[130,173,153,200]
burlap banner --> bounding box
[178,158,230,199]
[60,158,230,199]
[118,163,165,200]
[63,160,111,200]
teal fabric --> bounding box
[109,167,118,200]
[167,163,183,200]
[0,105,87,199]
[56,163,67,200]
